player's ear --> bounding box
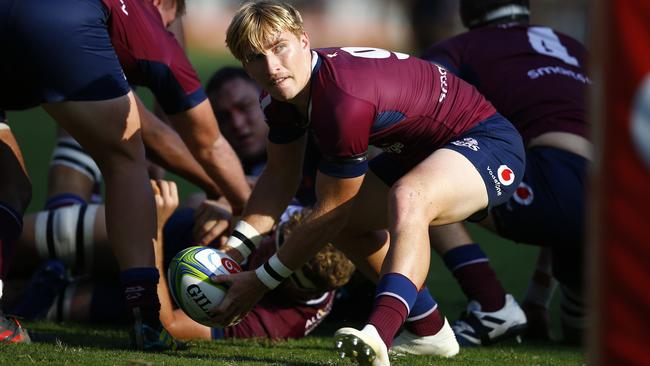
[299,31,310,51]
[151,0,162,7]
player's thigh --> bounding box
[398,148,489,226]
[43,92,144,162]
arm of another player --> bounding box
[168,100,251,214]
[209,170,365,327]
[151,179,212,340]
[135,95,223,199]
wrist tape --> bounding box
[255,253,292,289]
[226,220,262,259]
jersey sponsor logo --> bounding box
[513,182,534,205]
[120,0,129,15]
[631,74,650,168]
[450,137,480,151]
[486,166,503,197]
[497,165,515,186]
[437,65,448,102]
[379,142,404,154]
[527,66,591,84]
[326,52,338,58]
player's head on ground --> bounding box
[460,0,530,29]
[205,67,268,164]
[280,208,356,298]
[151,0,187,27]
[226,1,312,103]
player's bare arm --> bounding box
[209,169,364,328]
[168,99,251,214]
[135,95,223,199]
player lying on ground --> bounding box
[7,181,356,344]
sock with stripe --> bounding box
[120,267,161,328]
[404,286,445,336]
[367,273,418,348]
[443,243,506,312]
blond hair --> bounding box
[226,1,305,62]
[282,209,356,291]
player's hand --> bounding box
[151,179,179,230]
[193,200,232,245]
[208,270,269,327]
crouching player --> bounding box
[211,2,525,365]
[153,180,356,341]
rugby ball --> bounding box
[168,246,242,327]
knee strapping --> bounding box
[51,136,102,185]
[34,204,100,271]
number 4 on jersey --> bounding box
[527,27,579,67]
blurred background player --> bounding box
[211,2,526,365]
[0,0,250,350]
[421,0,591,345]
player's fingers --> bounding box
[210,274,232,285]
[150,180,161,196]
[199,220,229,245]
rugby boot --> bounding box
[129,307,184,351]
[452,294,527,346]
[0,312,31,344]
[335,324,390,366]
[391,317,459,357]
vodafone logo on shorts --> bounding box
[497,165,515,186]
[513,182,534,205]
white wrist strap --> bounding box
[255,253,292,289]
[226,220,262,259]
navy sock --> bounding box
[120,267,161,327]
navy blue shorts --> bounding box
[492,146,588,288]
[0,0,130,109]
[370,113,525,221]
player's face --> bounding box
[243,31,312,104]
[209,79,268,162]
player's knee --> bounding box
[33,204,101,272]
[389,181,434,224]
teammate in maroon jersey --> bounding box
[421,0,592,345]
[207,2,525,365]
[0,0,249,349]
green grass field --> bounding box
[3,50,584,365]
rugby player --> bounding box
[0,0,249,349]
[422,0,591,345]
[153,180,356,341]
[209,2,526,365]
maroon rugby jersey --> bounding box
[222,237,335,339]
[262,47,496,178]
[422,25,590,145]
[101,0,205,114]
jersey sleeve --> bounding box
[138,38,207,115]
[311,90,375,178]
